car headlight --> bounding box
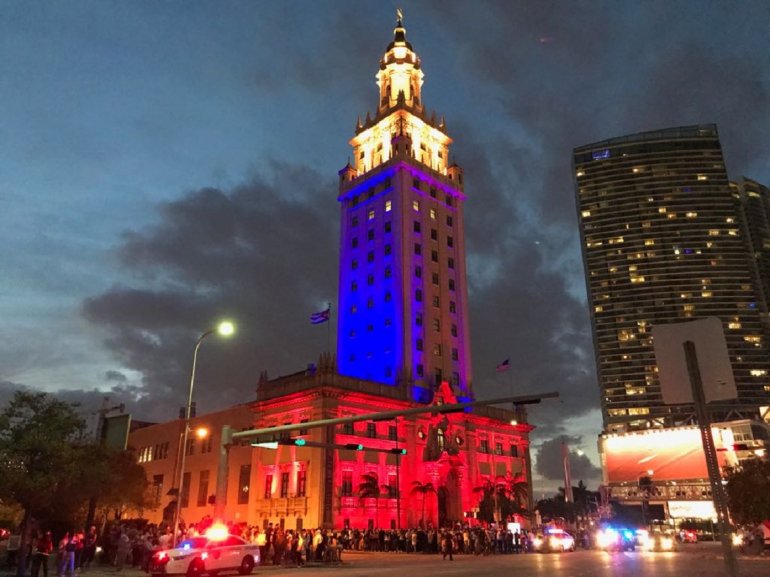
[661,538,673,550]
[533,537,543,548]
[732,534,743,547]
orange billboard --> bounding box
[600,426,730,483]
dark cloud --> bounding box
[534,435,602,486]
[82,161,339,422]
[105,370,128,384]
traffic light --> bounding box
[278,438,307,446]
[345,443,364,450]
[388,448,407,455]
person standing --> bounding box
[441,531,453,561]
[31,531,53,577]
[81,527,97,569]
[57,532,75,577]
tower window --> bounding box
[448,258,455,269]
[451,324,457,337]
[352,216,359,227]
[351,281,358,292]
[416,313,423,327]
[351,237,358,248]
[385,200,392,212]
[451,348,458,361]
[432,273,439,285]
[367,251,374,263]
[367,324,374,332]
[413,178,420,189]
[368,209,375,220]
[367,297,374,308]
[416,364,424,377]
[384,221,391,233]
[413,200,420,212]
[449,301,456,313]
[349,330,356,338]
[416,338,424,351]
[367,423,376,438]
[414,221,421,233]
[415,266,422,278]
[384,266,392,278]
[431,229,438,240]
[432,296,440,307]
[384,244,391,255]
[448,279,455,291]
[384,318,392,327]
[446,196,453,207]
[430,208,437,220]
[430,187,436,198]
[385,367,392,377]
[351,260,358,270]
[351,305,357,313]
[446,215,453,227]
[414,243,422,255]
[433,344,442,356]
[451,372,459,386]
[367,274,374,285]
[432,319,440,331]
[447,236,454,247]
[384,291,392,302]
[415,289,423,302]
[431,250,438,263]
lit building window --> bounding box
[581,210,591,218]
[368,209,375,220]
[433,344,442,356]
[385,200,392,212]
[750,369,767,376]
[413,200,420,212]
[430,208,436,220]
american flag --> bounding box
[310,306,330,325]
[495,358,511,372]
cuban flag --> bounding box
[310,306,330,325]
[495,358,511,372]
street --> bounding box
[13,544,764,577]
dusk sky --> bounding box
[3,1,770,494]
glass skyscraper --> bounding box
[574,125,770,434]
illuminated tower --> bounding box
[337,15,473,402]
[574,125,770,434]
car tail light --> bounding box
[153,551,170,565]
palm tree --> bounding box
[507,475,529,517]
[410,480,436,528]
[473,476,508,523]
[358,472,381,527]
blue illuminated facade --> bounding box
[336,18,473,403]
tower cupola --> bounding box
[377,11,424,114]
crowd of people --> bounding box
[9,518,542,575]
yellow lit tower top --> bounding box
[350,12,453,176]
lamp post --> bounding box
[172,321,235,547]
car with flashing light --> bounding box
[531,528,576,553]
[636,528,677,552]
[596,527,636,552]
[148,531,260,577]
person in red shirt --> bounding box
[31,531,53,577]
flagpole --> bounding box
[327,302,332,354]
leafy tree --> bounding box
[410,480,436,527]
[0,391,87,577]
[725,458,770,524]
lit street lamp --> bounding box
[172,321,235,546]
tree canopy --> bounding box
[725,458,770,524]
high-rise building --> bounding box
[129,15,532,531]
[574,125,770,434]
[574,125,770,519]
[336,16,472,402]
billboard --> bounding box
[600,426,729,483]
[101,413,132,450]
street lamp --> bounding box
[172,321,235,546]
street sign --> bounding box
[652,317,736,404]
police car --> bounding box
[149,528,260,577]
